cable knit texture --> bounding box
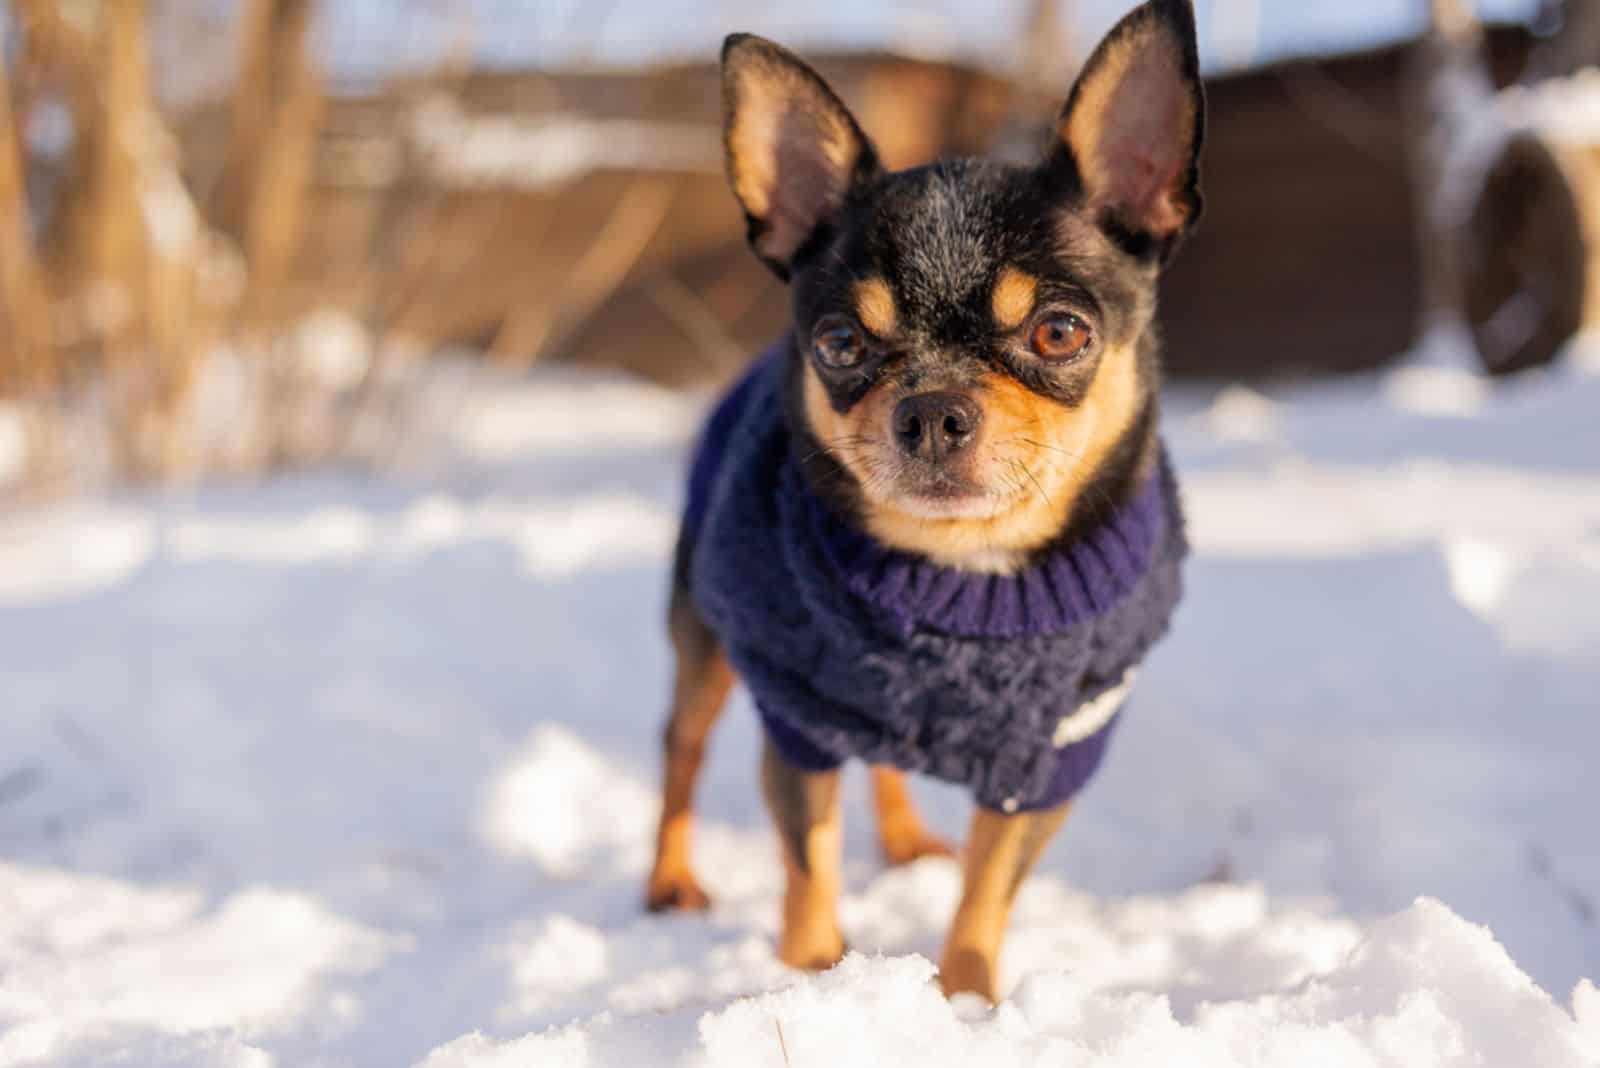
[684,342,1187,811]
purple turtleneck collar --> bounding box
[790,455,1172,642]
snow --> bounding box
[437,904,1600,1067]
[1381,365,1490,418]
[0,872,397,1064]
[293,309,374,393]
[479,726,658,878]
[686,904,1599,1067]
[0,334,1596,1065]
[1499,67,1600,147]
[0,506,156,605]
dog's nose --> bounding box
[892,391,983,461]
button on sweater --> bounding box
[683,341,1187,812]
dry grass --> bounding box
[1,0,482,495]
[3,1,287,489]
[0,3,1039,497]
[0,2,770,496]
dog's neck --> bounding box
[786,436,1177,640]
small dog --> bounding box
[647,0,1202,1001]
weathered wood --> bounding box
[562,30,1540,383]
[1417,3,1596,374]
[1528,0,1600,80]
[1461,132,1589,374]
[178,28,1543,384]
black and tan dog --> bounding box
[647,0,1203,1002]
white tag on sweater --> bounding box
[1054,668,1137,748]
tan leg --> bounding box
[645,592,735,912]
[871,766,955,866]
[938,802,1070,1001]
[761,741,846,970]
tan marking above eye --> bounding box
[991,266,1038,331]
[852,277,898,337]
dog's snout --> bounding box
[892,391,982,462]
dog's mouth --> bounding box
[871,464,1026,521]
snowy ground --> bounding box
[1,331,1597,1066]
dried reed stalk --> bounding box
[0,59,52,391]
[488,175,677,367]
[0,47,59,487]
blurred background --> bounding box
[1,0,1596,494]
[2,5,1598,1062]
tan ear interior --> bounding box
[1057,10,1198,240]
[725,46,869,266]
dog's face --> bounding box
[721,0,1204,569]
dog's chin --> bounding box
[875,481,1021,522]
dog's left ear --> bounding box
[1047,0,1204,263]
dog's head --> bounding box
[721,0,1203,570]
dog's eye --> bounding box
[812,316,866,369]
[1030,314,1093,360]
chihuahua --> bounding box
[646,0,1202,1002]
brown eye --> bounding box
[1030,313,1093,360]
[812,316,866,369]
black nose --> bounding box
[892,391,983,461]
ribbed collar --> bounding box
[792,454,1172,641]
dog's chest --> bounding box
[682,349,1187,810]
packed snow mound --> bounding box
[1499,66,1600,147]
[0,506,155,605]
[427,899,1598,1068]
[479,725,658,878]
[418,1026,591,1068]
[0,863,399,1067]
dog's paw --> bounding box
[938,947,997,1003]
[645,868,711,913]
[778,933,847,972]
[880,826,957,868]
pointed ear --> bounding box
[1048,0,1205,262]
[721,34,881,279]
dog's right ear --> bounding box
[1046,0,1204,263]
[721,34,881,280]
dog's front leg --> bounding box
[939,802,1070,1001]
[761,741,846,970]
[646,590,735,912]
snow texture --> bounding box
[0,334,1596,1065]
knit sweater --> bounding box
[683,341,1187,812]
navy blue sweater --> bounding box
[683,342,1186,812]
